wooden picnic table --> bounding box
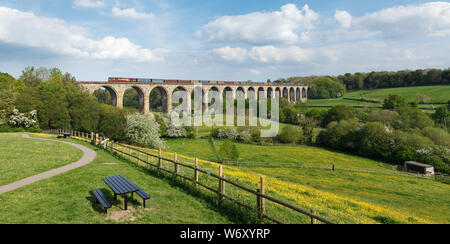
[102,175,140,210]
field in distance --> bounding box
[306,85,450,108]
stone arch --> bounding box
[93,85,118,106]
[282,87,289,99]
[123,86,145,113]
[236,87,246,100]
[247,87,256,100]
[257,87,265,99]
[191,86,206,112]
[207,86,221,108]
[149,86,169,113]
[172,86,189,113]
[267,87,273,99]
[275,87,281,98]
[223,86,235,104]
[302,87,307,99]
[296,87,301,101]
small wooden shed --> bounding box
[404,161,435,176]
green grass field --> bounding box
[306,85,450,108]
[162,138,450,224]
[0,133,83,186]
[0,133,232,224]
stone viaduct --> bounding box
[79,81,309,114]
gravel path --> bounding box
[0,134,96,194]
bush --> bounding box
[238,130,253,143]
[213,128,239,141]
[422,127,450,147]
[278,125,302,144]
[219,140,239,163]
[125,113,164,149]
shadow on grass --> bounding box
[87,188,143,212]
[108,150,269,224]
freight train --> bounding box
[107,77,250,85]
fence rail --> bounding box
[46,128,335,224]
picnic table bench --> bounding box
[57,133,71,139]
[92,189,112,213]
[102,175,150,210]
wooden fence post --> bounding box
[95,133,99,145]
[91,132,94,143]
[260,176,265,216]
[257,189,262,217]
[174,153,178,176]
[310,209,317,224]
[218,165,224,204]
[158,148,162,169]
[194,158,199,188]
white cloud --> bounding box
[334,10,352,28]
[202,4,318,45]
[112,7,155,20]
[0,7,163,62]
[211,46,249,62]
[212,45,335,64]
[249,69,261,75]
[345,2,450,38]
[73,0,105,8]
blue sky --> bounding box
[0,0,449,81]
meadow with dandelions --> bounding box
[119,138,450,224]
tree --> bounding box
[219,140,239,164]
[322,104,354,127]
[278,125,302,144]
[432,106,450,129]
[298,117,317,144]
[383,94,409,110]
[358,122,393,160]
[125,113,164,149]
[97,104,127,140]
[309,77,346,98]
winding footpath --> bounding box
[0,134,96,194]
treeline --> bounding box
[0,67,128,140]
[275,68,450,98]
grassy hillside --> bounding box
[0,133,233,224]
[306,85,450,108]
[0,133,83,186]
[159,138,450,224]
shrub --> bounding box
[238,130,253,143]
[214,128,239,141]
[422,127,450,147]
[278,125,302,144]
[8,109,38,128]
[219,140,240,163]
[125,113,164,149]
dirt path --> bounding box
[0,134,97,194]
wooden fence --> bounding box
[46,128,335,224]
